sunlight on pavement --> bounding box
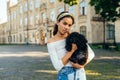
[0,52,49,57]
[34,70,57,74]
[95,56,120,60]
[86,70,101,76]
[0,68,4,70]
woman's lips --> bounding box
[63,30,67,33]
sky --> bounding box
[0,0,7,23]
[0,0,17,23]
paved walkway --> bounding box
[0,45,119,80]
[0,45,56,80]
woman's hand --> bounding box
[71,44,77,53]
[70,62,84,69]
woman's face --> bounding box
[57,17,73,35]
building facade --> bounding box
[0,0,120,46]
[0,22,7,44]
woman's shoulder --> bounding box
[47,37,55,43]
[47,37,66,44]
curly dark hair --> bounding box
[65,32,88,65]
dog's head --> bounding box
[65,32,88,51]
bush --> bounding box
[116,45,120,51]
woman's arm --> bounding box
[62,44,77,65]
[47,43,77,70]
[47,43,64,71]
[70,44,95,68]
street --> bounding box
[0,45,57,80]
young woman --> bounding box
[47,11,95,80]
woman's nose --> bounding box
[65,25,70,29]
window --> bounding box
[14,35,15,42]
[32,32,34,37]
[80,1,87,15]
[19,5,22,14]
[107,24,115,39]
[50,10,55,21]
[42,12,46,22]
[35,0,40,8]
[35,13,39,20]
[24,3,28,12]
[13,12,15,20]
[20,34,22,42]
[24,17,28,25]
[11,12,13,20]
[58,7,64,13]
[14,11,16,19]
[80,26,86,37]
[29,0,33,11]
[20,18,22,26]
[30,16,33,25]
[35,13,39,24]
[69,6,74,15]
[8,14,10,21]
[50,0,54,3]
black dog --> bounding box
[65,32,88,65]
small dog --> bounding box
[65,32,88,65]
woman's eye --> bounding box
[69,24,72,27]
[63,22,67,25]
[63,22,72,27]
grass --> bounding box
[86,59,120,80]
[27,48,119,80]
[85,49,120,80]
[116,45,120,51]
[90,45,103,49]
[42,49,120,80]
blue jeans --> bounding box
[58,67,80,80]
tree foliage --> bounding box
[58,0,79,6]
[89,0,120,22]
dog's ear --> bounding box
[79,34,88,43]
[65,34,73,51]
[65,44,72,51]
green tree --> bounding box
[89,0,120,22]
[90,0,120,48]
[58,0,79,6]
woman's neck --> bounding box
[56,33,63,37]
[54,33,67,40]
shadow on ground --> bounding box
[0,45,120,80]
[0,45,48,52]
[85,49,120,80]
[0,56,57,80]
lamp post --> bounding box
[9,8,12,44]
[103,19,106,48]
[113,22,116,46]
[26,0,29,45]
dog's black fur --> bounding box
[65,32,88,65]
